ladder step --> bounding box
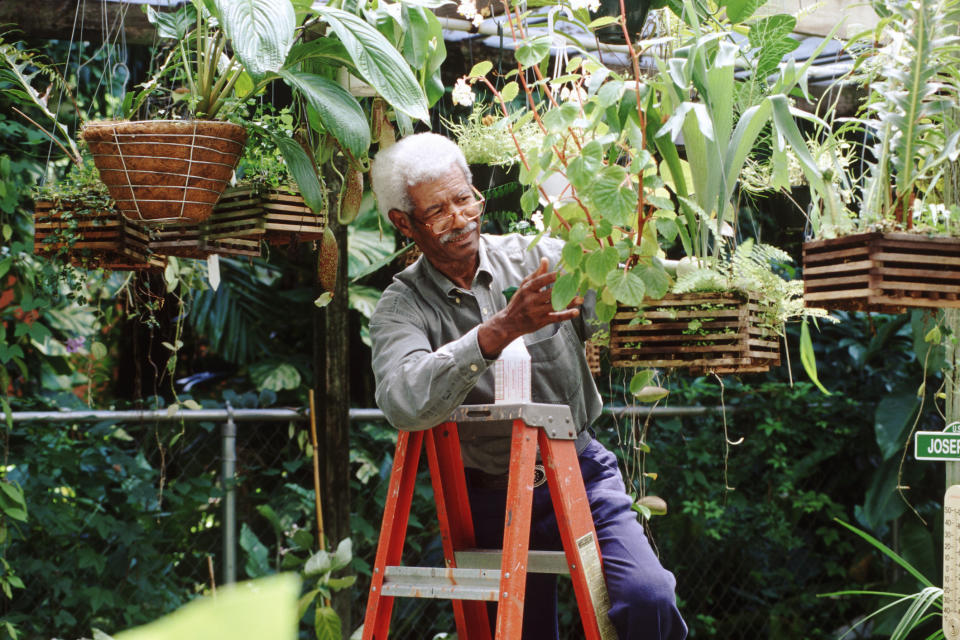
[381,566,500,601]
[455,549,571,575]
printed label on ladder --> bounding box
[576,532,618,640]
[946,485,960,640]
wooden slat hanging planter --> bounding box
[144,217,261,259]
[260,190,326,245]
[33,200,163,270]
[802,232,960,313]
[208,187,326,247]
[585,339,602,377]
[609,292,781,374]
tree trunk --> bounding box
[314,167,352,631]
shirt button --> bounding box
[469,364,479,372]
[455,297,461,304]
[482,307,489,315]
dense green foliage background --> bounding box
[0,32,953,640]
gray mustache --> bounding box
[440,220,478,244]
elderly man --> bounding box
[368,132,686,640]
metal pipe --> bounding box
[8,405,726,424]
[222,402,237,585]
[9,408,308,423]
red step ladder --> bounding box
[361,403,617,639]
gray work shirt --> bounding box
[369,233,602,475]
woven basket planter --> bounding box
[609,292,781,374]
[81,120,247,224]
[802,232,960,313]
[33,200,163,270]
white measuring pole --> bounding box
[942,309,960,639]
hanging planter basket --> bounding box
[802,232,960,313]
[609,292,781,374]
[259,190,326,245]
[33,199,163,270]
[145,215,261,260]
[207,187,326,250]
[585,339,602,377]
[81,120,247,225]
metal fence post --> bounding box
[223,402,237,585]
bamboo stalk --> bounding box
[308,389,326,551]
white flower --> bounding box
[452,77,475,107]
[472,13,484,27]
[457,0,478,20]
[558,84,587,104]
[531,212,545,232]
[569,0,601,11]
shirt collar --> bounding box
[399,235,495,298]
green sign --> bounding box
[915,431,960,461]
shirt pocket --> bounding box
[525,322,585,417]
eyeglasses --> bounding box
[413,185,486,236]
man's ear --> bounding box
[388,209,413,238]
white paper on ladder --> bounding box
[494,337,531,404]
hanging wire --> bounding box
[42,0,85,181]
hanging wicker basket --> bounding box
[802,232,960,313]
[609,292,781,374]
[33,199,163,270]
[81,120,247,225]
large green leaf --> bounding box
[115,573,300,640]
[279,70,370,159]
[874,389,920,460]
[315,606,342,640]
[215,0,296,77]
[590,165,637,227]
[146,4,197,40]
[402,5,447,107]
[605,269,646,307]
[312,5,429,122]
[271,134,325,215]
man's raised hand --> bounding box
[477,257,583,359]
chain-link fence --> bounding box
[5,403,866,640]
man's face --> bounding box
[392,165,482,270]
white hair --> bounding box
[370,133,472,219]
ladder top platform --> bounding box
[447,403,576,440]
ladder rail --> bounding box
[426,424,492,639]
[494,418,540,639]
[362,429,424,640]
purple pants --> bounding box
[465,438,688,640]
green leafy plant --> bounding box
[649,0,840,263]
[822,519,944,640]
[672,239,830,337]
[133,0,435,216]
[806,0,960,237]
[444,104,544,167]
